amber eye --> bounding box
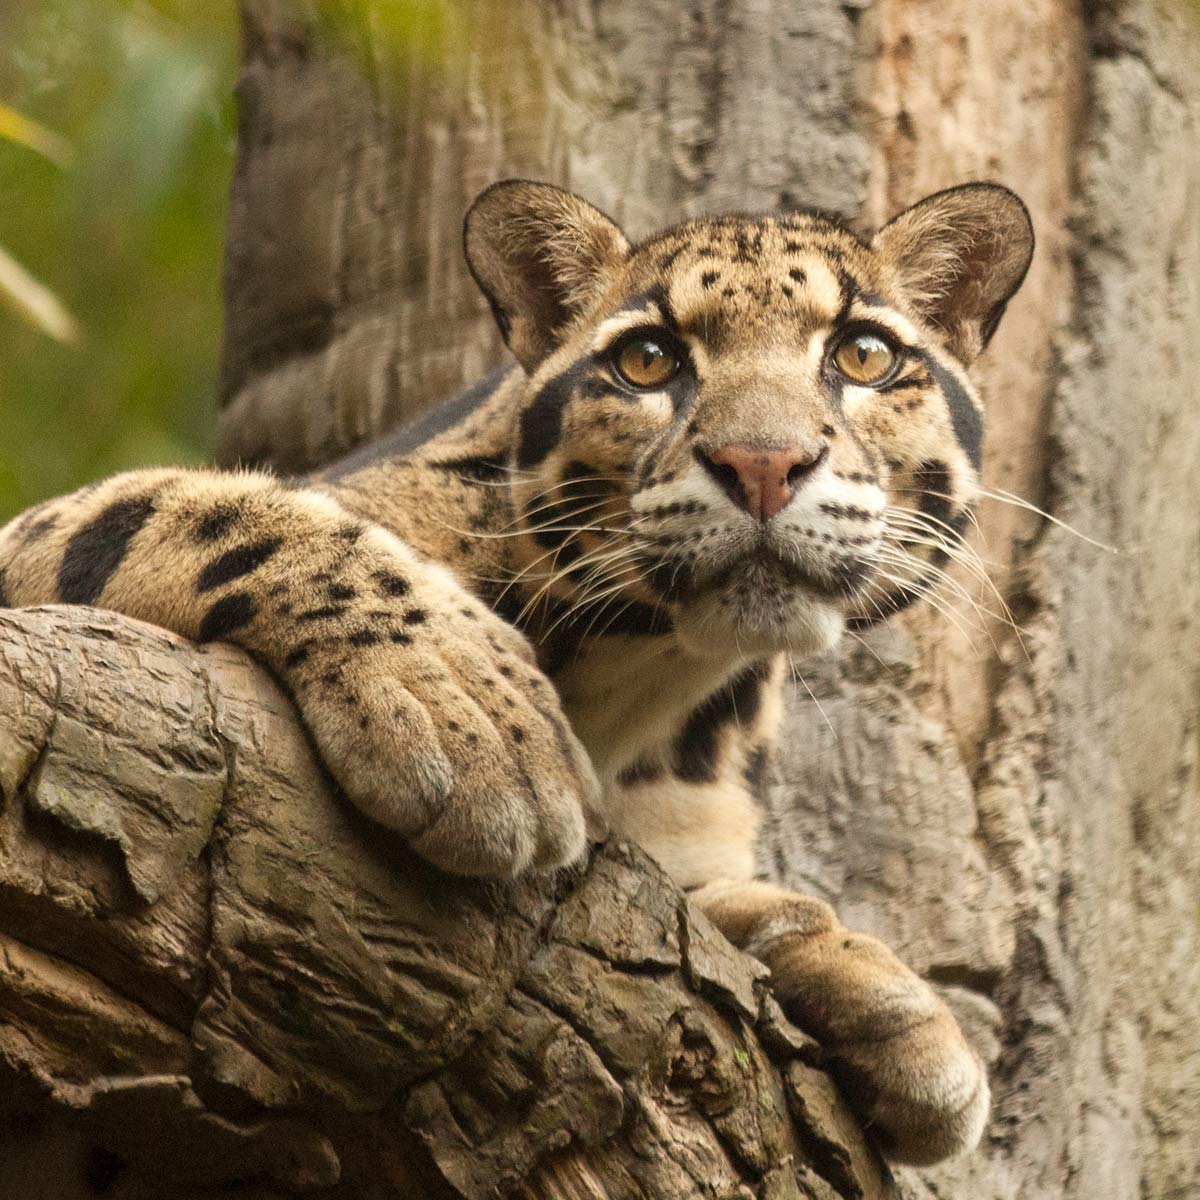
[832,331,898,385]
[613,334,682,389]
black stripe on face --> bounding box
[638,551,694,601]
[912,461,954,527]
[673,662,768,783]
[197,537,283,593]
[59,495,156,605]
[539,593,672,646]
[922,354,983,470]
[515,361,590,470]
[197,591,257,642]
[431,456,509,483]
[833,268,863,327]
[846,580,925,629]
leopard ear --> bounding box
[464,180,630,371]
[872,183,1034,364]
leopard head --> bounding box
[464,181,1033,660]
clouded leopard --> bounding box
[0,179,1033,1165]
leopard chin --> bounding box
[671,577,845,659]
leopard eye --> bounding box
[613,334,682,390]
[832,331,898,385]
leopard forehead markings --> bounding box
[499,218,993,668]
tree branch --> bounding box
[0,605,895,1200]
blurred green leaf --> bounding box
[0,241,80,343]
[0,0,238,520]
[0,101,73,167]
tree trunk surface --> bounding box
[0,604,893,1199]
[3,1,1199,1198]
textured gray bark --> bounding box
[218,2,1200,1196]
[0,606,892,1199]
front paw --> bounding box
[750,913,988,1165]
[290,583,600,879]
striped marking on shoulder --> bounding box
[59,494,157,605]
[197,537,283,593]
[198,591,257,642]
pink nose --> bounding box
[700,442,828,521]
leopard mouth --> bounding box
[653,536,876,610]
[711,544,873,602]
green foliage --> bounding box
[0,0,238,520]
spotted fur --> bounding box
[0,180,1033,1165]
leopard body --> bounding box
[0,180,1034,1165]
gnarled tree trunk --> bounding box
[0,605,891,1198]
[3,1,1199,1198]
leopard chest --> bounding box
[549,634,757,783]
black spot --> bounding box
[788,267,806,285]
[659,247,684,271]
[328,582,356,601]
[59,495,156,605]
[347,629,381,646]
[197,536,283,593]
[404,608,427,625]
[743,745,769,798]
[617,758,664,787]
[298,604,347,621]
[374,570,409,597]
[700,270,720,290]
[819,501,874,522]
[511,725,526,743]
[672,663,768,783]
[198,591,256,643]
[22,512,58,544]
[390,630,412,644]
[323,669,342,686]
[284,644,311,668]
[195,503,239,542]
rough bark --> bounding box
[215,2,1200,1199]
[0,603,894,1197]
